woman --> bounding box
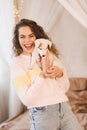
[11,19,83,130]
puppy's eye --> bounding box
[42,55,46,57]
[38,54,41,57]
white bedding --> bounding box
[0,110,29,130]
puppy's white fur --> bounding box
[35,38,52,57]
[31,38,52,68]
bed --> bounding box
[0,78,87,130]
[0,110,29,130]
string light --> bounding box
[13,0,24,19]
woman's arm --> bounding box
[11,58,42,93]
[11,58,46,107]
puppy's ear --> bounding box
[38,42,42,48]
[48,41,52,48]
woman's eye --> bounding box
[29,33,35,37]
[30,35,34,37]
[20,37,24,38]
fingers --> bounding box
[44,66,63,78]
[46,66,56,73]
[44,72,58,78]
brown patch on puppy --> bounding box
[38,42,42,49]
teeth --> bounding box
[24,44,31,47]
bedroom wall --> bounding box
[50,10,87,77]
[20,0,87,77]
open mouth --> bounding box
[24,44,34,49]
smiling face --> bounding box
[18,26,36,56]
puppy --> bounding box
[35,38,52,58]
[31,38,52,69]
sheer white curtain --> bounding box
[0,0,25,123]
[8,0,26,119]
[58,0,87,29]
[0,0,14,122]
[20,0,64,33]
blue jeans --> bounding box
[29,102,83,130]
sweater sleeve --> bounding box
[11,58,42,92]
[10,58,45,107]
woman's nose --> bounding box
[25,37,30,43]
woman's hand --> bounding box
[41,51,63,78]
[44,66,63,78]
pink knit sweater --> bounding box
[11,54,70,108]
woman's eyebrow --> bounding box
[29,33,34,36]
[19,34,25,36]
[19,33,34,36]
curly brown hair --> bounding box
[12,18,59,57]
